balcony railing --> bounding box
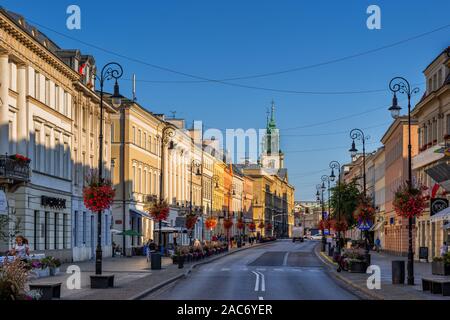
[0,155,31,183]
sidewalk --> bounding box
[27,242,269,300]
[316,246,450,300]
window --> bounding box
[8,121,14,154]
[143,169,147,194]
[438,69,443,87]
[132,166,136,192]
[34,211,39,250]
[132,126,136,144]
[138,129,141,146]
[82,212,87,244]
[55,137,61,177]
[54,212,59,249]
[34,72,40,100]
[55,85,60,111]
[138,167,142,193]
[34,129,41,171]
[45,134,51,174]
[143,132,147,150]
[44,212,49,250]
[63,142,69,179]
[73,211,78,247]
[63,214,68,249]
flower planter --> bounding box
[432,261,450,276]
[49,267,60,276]
[348,261,368,273]
[35,267,50,278]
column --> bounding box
[17,64,27,156]
[0,54,9,154]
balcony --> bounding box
[0,154,31,185]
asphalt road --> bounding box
[142,240,358,300]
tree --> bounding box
[329,179,361,228]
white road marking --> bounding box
[283,252,289,266]
[252,271,260,291]
[273,268,284,272]
[256,268,266,271]
[221,268,230,271]
[258,296,264,300]
[259,272,265,292]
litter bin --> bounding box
[392,260,405,284]
[178,255,184,269]
[151,252,162,270]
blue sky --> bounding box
[4,0,449,200]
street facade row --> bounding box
[342,47,450,260]
[0,8,295,262]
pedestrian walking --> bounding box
[440,241,448,257]
[374,237,381,253]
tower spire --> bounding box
[271,99,275,122]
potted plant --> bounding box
[45,256,61,276]
[432,254,450,275]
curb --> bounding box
[130,241,274,300]
[313,245,384,300]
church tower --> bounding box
[261,100,285,169]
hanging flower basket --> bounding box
[354,197,375,225]
[185,213,198,230]
[236,219,245,230]
[223,219,233,230]
[258,222,265,229]
[266,223,273,231]
[393,182,427,219]
[83,172,115,212]
[333,219,348,232]
[318,218,332,231]
[205,217,217,230]
[248,222,256,231]
[147,199,170,222]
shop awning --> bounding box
[130,208,151,219]
[153,226,179,233]
[430,206,450,222]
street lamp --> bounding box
[94,62,123,280]
[189,159,202,244]
[388,76,419,285]
[348,128,369,195]
[349,128,372,262]
[329,160,342,256]
[158,124,176,254]
[321,175,331,215]
[316,183,326,252]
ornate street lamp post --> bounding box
[189,159,202,244]
[329,161,342,255]
[95,62,123,277]
[388,76,419,285]
[349,128,371,257]
[158,125,176,254]
[317,183,326,251]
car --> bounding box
[310,234,323,240]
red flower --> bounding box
[393,182,427,218]
[236,219,245,230]
[248,222,256,231]
[205,218,217,230]
[258,222,265,229]
[185,214,198,230]
[266,223,273,231]
[223,219,233,230]
[147,199,170,222]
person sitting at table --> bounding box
[10,235,29,260]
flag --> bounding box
[78,63,86,76]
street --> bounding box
[142,240,358,300]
